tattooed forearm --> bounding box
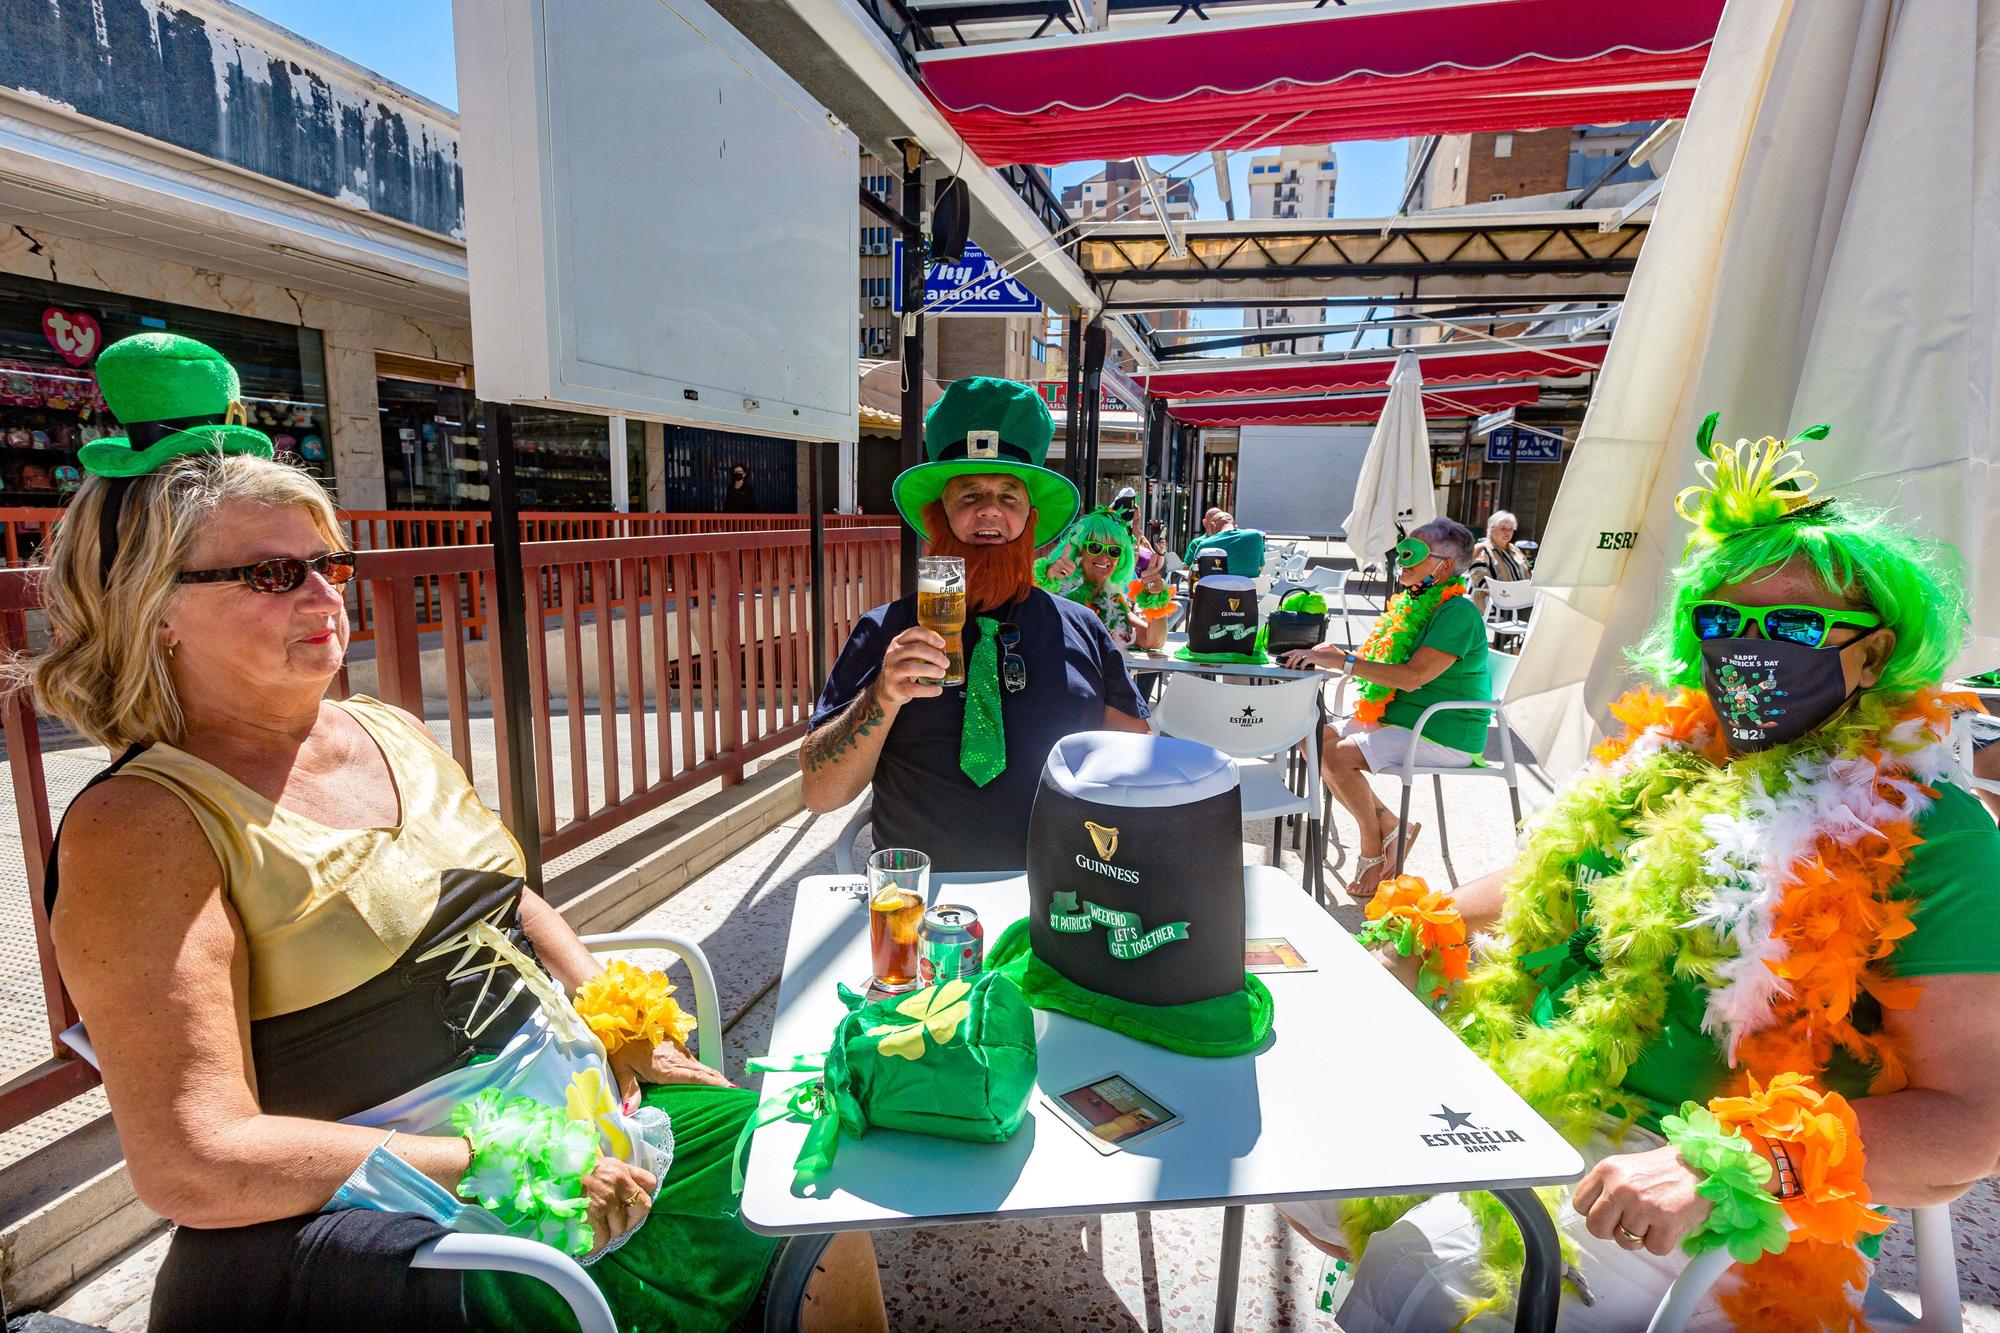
[803,682,888,774]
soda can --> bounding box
[918,904,983,984]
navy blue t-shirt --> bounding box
[810,588,1147,872]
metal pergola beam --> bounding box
[1103,290,1636,312]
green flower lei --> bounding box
[1660,1103,1790,1263]
[453,1088,601,1257]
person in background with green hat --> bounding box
[802,377,1151,871]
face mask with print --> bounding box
[1699,631,1875,753]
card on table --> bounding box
[1245,936,1314,973]
[1044,1073,1184,1154]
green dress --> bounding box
[465,1083,782,1332]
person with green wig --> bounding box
[1035,505,1172,650]
[1282,418,2000,1332]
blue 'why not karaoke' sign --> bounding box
[894,240,1043,315]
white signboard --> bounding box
[453,0,860,441]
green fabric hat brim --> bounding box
[1173,645,1272,666]
[79,424,275,478]
[893,460,1080,546]
[988,919,1273,1058]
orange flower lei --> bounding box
[1357,874,1470,1001]
[1352,578,1468,725]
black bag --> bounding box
[1263,608,1328,656]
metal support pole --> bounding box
[808,441,828,698]
[898,143,926,596]
[1080,318,1106,505]
[483,401,543,893]
[1212,1204,1245,1332]
[1063,314,1084,486]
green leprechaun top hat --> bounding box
[78,333,276,478]
[893,376,1080,546]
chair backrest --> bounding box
[1278,551,1310,581]
[1152,673,1325,760]
[1486,648,1520,699]
[1302,566,1349,597]
[1487,578,1535,611]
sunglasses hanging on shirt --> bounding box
[997,622,1027,694]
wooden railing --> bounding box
[0,525,900,1131]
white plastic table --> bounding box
[1124,635,1328,682]
[741,868,1585,1332]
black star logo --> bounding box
[1240,705,1257,718]
[1431,1105,1475,1132]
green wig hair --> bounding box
[1035,506,1137,598]
[1630,415,1967,696]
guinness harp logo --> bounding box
[1085,820,1120,860]
[1227,598,1241,612]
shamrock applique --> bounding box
[867,978,973,1061]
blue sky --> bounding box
[241,0,1409,331]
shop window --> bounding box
[378,367,613,512]
[0,273,332,509]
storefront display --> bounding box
[0,275,330,509]
[378,367,613,511]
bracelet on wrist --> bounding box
[1707,1072,1889,1247]
[452,1089,598,1256]
[1352,875,1469,1002]
[574,959,698,1055]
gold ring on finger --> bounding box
[1615,1223,1646,1246]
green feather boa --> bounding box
[1336,688,1924,1324]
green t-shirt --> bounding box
[1182,527,1266,576]
[1380,595,1492,755]
[1610,781,2000,1125]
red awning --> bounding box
[918,0,1722,167]
[1168,382,1540,427]
[1143,340,1606,401]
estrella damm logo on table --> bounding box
[1419,1105,1526,1155]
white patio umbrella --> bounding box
[1341,351,1437,573]
[1508,0,2000,775]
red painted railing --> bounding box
[0,507,899,569]
[0,525,900,1130]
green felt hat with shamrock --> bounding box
[78,333,275,478]
[893,376,1080,545]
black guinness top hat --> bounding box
[1175,573,1269,665]
[987,731,1274,1056]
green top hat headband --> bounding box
[80,333,276,478]
[80,333,275,587]
[893,376,1081,546]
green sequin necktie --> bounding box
[959,615,1006,787]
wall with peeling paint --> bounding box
[0,0,464,239]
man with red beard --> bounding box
[804,377,1150,871]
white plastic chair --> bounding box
[833,799,873,876]
[59,929,726,1333]
[1947,711,2000,803]
[1649,1204,1961,1333]
[1275,550,1310,585]
[1152,673,1327,901]
[1484,578,1535,648]
[1327,650,1524,885]
[1291,566,1353,645]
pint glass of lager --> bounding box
[916,555,968,687]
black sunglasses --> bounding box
[178,551,358,594]
[997,622,1027,694]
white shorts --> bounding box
[1280,1125,1737,1332]
[1340,718,1476,772]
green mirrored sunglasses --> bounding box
[1691,600,1882,649]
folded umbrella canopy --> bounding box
[1168,381,1539,429]
[1340,352,1439,567]
[917,0,1724,167]
[1145,340,1607,402]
